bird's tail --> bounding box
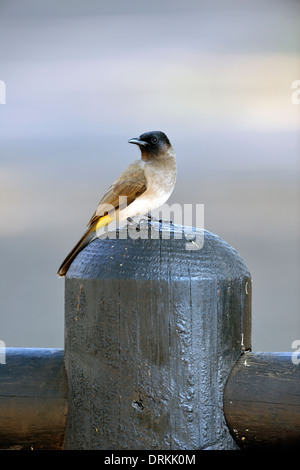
[57,214,113,277]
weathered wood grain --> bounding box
[0,348,67,449]
[224,352,300,449]
[64,221,251,449]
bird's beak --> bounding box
[128,138,148,147]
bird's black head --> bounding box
[128,131,172,160]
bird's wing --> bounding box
[88,160,147,226]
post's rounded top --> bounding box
[66,220,250,282]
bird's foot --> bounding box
[127,217,140,231]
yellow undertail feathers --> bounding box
[95,214,114,232]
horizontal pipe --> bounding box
[1,349,299,449]
[0,348,67,450]
[224,352,300,449]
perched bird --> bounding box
[57,131,176,277]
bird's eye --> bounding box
[151,137,158,144]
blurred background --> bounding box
[0,0,299,351]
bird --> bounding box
[57,130,176,277]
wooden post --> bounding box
[64,220,251,450]
[0,348,67,450]
[224,352,300,449]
